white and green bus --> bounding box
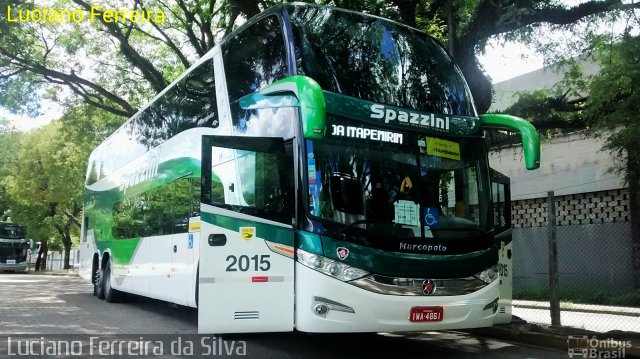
[79,3,540,334]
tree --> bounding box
[2,0,639,118]
[578,35,640,287]
[2,106,122,269]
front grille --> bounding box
[350,274,491,296]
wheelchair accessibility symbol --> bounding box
[424,208,439,227]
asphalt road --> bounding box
[0,273,569,358]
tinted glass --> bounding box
[222,15,288,102]
[289,6,475,116]
[112,177,199,239]
[0,223,26,239]
[307,117,489,240]
[231,105,296,138]
[88,60,218,185]
[133,60,218,149]
[208,146,293,224]
[492,181,510,230]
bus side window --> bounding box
[208,147,293,225]
[236,149,292,223]
[492,181,511,232]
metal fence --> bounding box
[511,191,640,333]
[29,249,80,272]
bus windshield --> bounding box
[288,5,476,117]
[306,121,489,241]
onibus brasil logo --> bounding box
[567,335,632,358]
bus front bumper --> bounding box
[0,261,29,272]
[294,263,500,333]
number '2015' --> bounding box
[225,255,271,272]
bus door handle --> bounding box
[173,245,177,253]
[208,234,227,247]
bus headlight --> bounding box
[297,249,369,281]
[474,264,499,284]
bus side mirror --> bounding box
[239,76,326,140]
[480,114,540,170]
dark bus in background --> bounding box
[0,222,29,272]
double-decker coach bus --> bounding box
[79,3,540,334]
[0,222,29,272]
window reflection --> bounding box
[209,147,293,224]
[222,15,288,103]
[88,60,218,185]
[231,103,296,138]
[307,117,489,237]
[289,6,475,116]
[112,177,199,239]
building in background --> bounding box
[488,61,635,293]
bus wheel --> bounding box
[95,268,105,300]
[104,261,120,303]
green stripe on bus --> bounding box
[201,212,293,246]
[97,238,141,266]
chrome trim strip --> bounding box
[350,274,491,296]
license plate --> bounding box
[6,259,16,264]
[409,306,443,322]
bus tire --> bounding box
[104,261,121,303]
[95,268,105,300]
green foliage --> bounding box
[583,35,640,177]
[0,106,123,254]
[501,88,586,134]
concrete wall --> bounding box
[488,132,625,201]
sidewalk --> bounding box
[514,300,640,317]
[465,302,640,358]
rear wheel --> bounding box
[95,268,105,300]
[104,261,121,303]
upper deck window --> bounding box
[222,15,288,103]
[288,6,475,117]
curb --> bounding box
[26,271,80,277]
[465,322,640,358]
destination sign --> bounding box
[331,124,404,144]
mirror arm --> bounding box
[480,114,541,170]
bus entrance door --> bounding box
[198,135,295,334]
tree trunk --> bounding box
[35,241,48,271]
[56,222,74,270]
[391,0,418,27]
[455,46,493,114]
[62,231,72,270]
[63,245,71,270]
